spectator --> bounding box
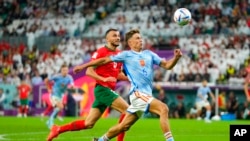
[173,101,186,119]
[31,70,43,85]
[226,92,239,115]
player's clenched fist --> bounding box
[174,49,182,59]
[73,65,84,74]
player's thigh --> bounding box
[85,108,103,126]
[111,97,129,113]
[119,112,139,130]
[149,98,168,115]
[94,85,128,113]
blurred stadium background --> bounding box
[0,0,250,139]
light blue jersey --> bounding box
[50,74,74,98]
[196,86,211,102]
[110,50,162,95]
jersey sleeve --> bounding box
[91,50,103,60]
[197,87,202,95]
[49,74,59,81]
[149,51,162,66]
[110,51,126,62]
[207,87,212,93]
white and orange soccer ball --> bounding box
[173,8,192,26]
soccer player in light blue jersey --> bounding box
[195,79,215,123]
[45,64,74,129]
[74,29,182,141]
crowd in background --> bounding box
[0,0,249,119]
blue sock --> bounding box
[48,107,60,127]
[166,137,174,141]
[98,135,109,141]
[205,111,211,120]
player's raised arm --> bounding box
[86,66,117,82]
[73,57,112,73]
[160,49,182,70]
[44,77,52,93]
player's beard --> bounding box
[111,42,120,47]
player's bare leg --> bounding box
[109,97,129,141]
[149,99,174,141]
[98,113,138,141]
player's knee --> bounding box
[161,104,169,115]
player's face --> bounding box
[106,31,120,47]
[129,33,143,51]
[61,67,69,76]
[202,80,207,86]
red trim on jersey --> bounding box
[91,46,122,90]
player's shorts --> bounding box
[20,99,29,106]
[127,91,154,117]
[50,96,62,107]
[92,85,119,113]
[196,100,210,110]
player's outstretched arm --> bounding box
[160,49,182,70]
[73,57,112,73]
[86,66,116,82]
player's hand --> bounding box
[103,77,117,82]
[73,65,83,74]
[174,49,182,59]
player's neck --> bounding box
[105,45,116,51]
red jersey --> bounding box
[91,46,122,90]
[18,84,31,99]
[245,67,250,96]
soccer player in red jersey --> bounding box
[17,80,31,118]
[47,29,129,141]
[244,64,250,102]
[243,62,250,118]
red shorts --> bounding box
[248,90,250,96]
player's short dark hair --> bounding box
[61,64,68,69]
[105,28,119,37]
[125,29,140,43]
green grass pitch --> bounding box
[0,116,249,141]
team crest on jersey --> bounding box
[139,60,145,66]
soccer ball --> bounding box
[173,8,192,26]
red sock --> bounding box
[24,106,29,114]
[19,106,23,114]
[59,120,85,134]
[117,114,125,141]
[43,106,53,116]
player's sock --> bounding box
[205,111,211,120]
[58,120,85,133]
[48,107,60,128]
[117,114,125,141]
[99,134,110,141]
[24,106,29,115]
[50,107,60,120]
[164,132,174,141]
[43,106,53,116]
[19,106,23,115]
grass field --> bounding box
[0,116,249,141]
